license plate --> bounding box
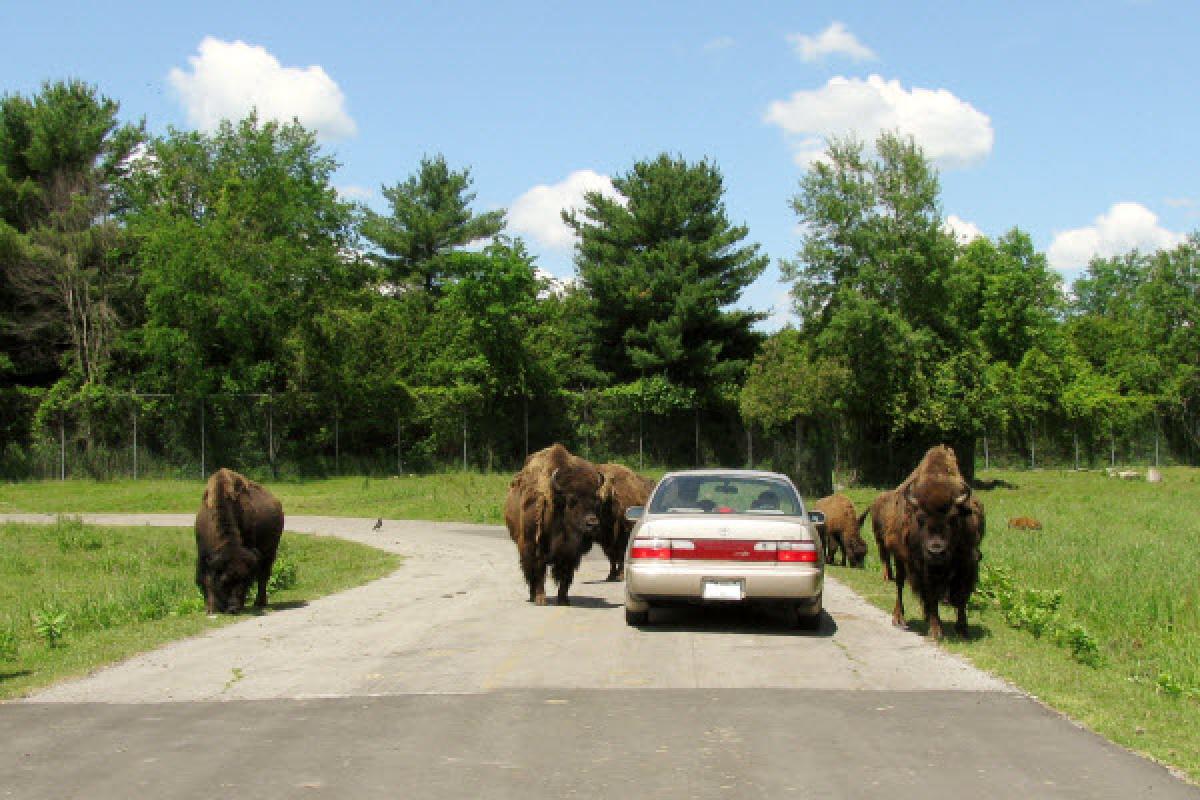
[702,580,744,601]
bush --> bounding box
[268,555,298,592]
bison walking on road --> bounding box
[812,494,867,567]
[595,463,655,581]
[195,468,285,614]
[867,445,983,640]
[505,444,603,605]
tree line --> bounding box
[1,80,1197,484]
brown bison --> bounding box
[505,443,603,605]
[867,445,982,640]
[194,468,284,614]
[594,463,655,581]
[813,494,868,567]
[1007,515,1042,531]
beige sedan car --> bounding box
[623,470,826,628]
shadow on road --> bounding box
[559,596,621,610]
[0,670,32,683]
[635,606,839,638]
[262,600,310,612]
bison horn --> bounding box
[905,486,919,508]
[551,468,563,492]
[955,487,971,506]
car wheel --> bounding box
[793,595,822,631]
[625,607,650,626]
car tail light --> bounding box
[632,539,819,563]
[630,538,672,559]
[777,541,819,562]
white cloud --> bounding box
[945,214,983,244]
[508,170,623,250]
[336,184,374,201]
[787,22,876,62]
[703,36,735,52]
[169,37,356,140]
[1047,202,1186,272]
[764,74,993,169]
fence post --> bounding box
[268,391,276,478]
[200,399,206,479]
[694,406,700,467]
[523,394,529,460]
[397,415,402,476]
[1110,422,1116,467]
[59,413,66,481]
[462,412,468,472]
[132,392,138,480]
[983,435,989,470]
[334,406,340,475]
[1029,423,1036,469]
[1073,430,1079,471]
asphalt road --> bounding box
[1,513,1195,799]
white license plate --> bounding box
[702,580,745,601]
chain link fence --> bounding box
[2,388,1195,486]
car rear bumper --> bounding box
[625,562,823,611]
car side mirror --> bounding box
[625,506,644,522]
[808,510,826,525]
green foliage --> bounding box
[31,604,68,648]
[975,565,1101,666]
[268,553,298,592]
[565,153,767,403]
[0,621,18,661]
[123,114,361,397]
[361,153,505,293]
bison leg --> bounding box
[602,541,624,581]
[530,561,548,605]
[891,560,907,629]
[556,570,573,605]
[837,534,847,567]
[921,587,945,641]
[954,604,969,638]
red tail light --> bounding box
[631,538,819,563]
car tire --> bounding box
[793,595,822,631]
[625,607,650,626]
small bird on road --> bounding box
[373,518,383,531]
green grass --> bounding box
[0,472,516,524]
[832,467,1200,783]
[0,516,399,699]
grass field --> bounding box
[0,517,399,699]
[2,467,1198,781]
[0,472,515,524]
[834,467,1200,782]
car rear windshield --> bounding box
[648,475,804,516]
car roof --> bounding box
[657,469,795,482]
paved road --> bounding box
[1,513,1195,799]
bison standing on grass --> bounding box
[594,463,655,581]
[195,468,285,614]
[813,494,868,567]
[868,445,982,640]
[505,444,603,605]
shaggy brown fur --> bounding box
[595,463,655,581]
[504,444,602,605]
[813,494,868,567]
[1007,516,1042,531]
[194,468,284,614]
[867,445,981,640]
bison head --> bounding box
[905,481,971,566]
[207,546,260,613]
[846,534,868,568]
[551,465,601,545]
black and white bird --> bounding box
[372,518,383,531]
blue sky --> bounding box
[5,1,1198,327]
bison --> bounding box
[867,445,982,640]
[505,443,603,605]
[813,494,868,567]
[194,468,284,614]
[594,463,655,581]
